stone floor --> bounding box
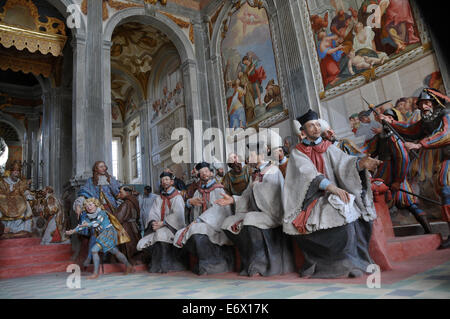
[1,250,449,299]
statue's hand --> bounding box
[214,193,234,206]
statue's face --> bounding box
[160,176,174,190]
[96,162,107,175]
[418,100,433,115]
[10,169,20,179]
[304,120,322,140]
[198,167,211,183]
[86,202,97,213]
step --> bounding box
[387,234,441,262]
[0,261,75,280]
[0,237,42,248]
[0,243,72,256]
[0,250,73,267]
[393,222,449,238]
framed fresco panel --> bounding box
[305,0,432,99]
[220,1,287,131]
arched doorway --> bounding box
[104,8,202,189]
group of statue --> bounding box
[0,87,448,280]
[0,161,69,244]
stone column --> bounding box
[181,58,202,163]
[71,34,88,181]
[71,0,111,185]
[192,18,212,128]
[42,87,72,196]
[139,101,151,185]
[271,0,321,119]
[25,112,40,189]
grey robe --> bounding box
[283,145,376,235]
[173,187,233,248]
[222,164,284,233]
[137,194,185,250]
[222,164,295,276]
[283,144,377,278]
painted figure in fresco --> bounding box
[114,186,141,264]
[226,79,247,130]
[264,79,282,111]
[237,71,256,124]
[368,109,433,233]
[137,172,188,273]
[317,31,345,87]
[173,162,235,275]
[283,110,381,278]
[216,142,294,277]
[66,198,134,279]
[378,88,450,249]
[238,6,265,35]
[221,153,253,197]
[382,0,420,53]
[241,53,267,108]
[0,161,34,238]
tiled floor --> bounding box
[1,260,449,299]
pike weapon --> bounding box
[362,97,419,160]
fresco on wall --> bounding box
[308,0,422,91]
[221,2,284,130]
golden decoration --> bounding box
[361,68,377,83]
[0,54,53,78]
[209,2,224,40]
[0,0,67,56]
[0,24,67,57]
[319,91,326,99]
[160,11,191,29]
[189,23,194,44]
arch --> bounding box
[104,8,195,64]
[0,113,26,145]
[147,45,181,100]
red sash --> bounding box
[160,190,180,221]
[198,183,224,213]
[295,140,333,174]
[292,140,332,234]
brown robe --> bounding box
[114,195,141,263]
[279,158,289,178]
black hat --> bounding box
[195,162,211,171]
[160,172,174,179]
[296,110,319,127]
[383,109,398,122]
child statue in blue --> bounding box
[72,161,121,267]
[66,198,134,279]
